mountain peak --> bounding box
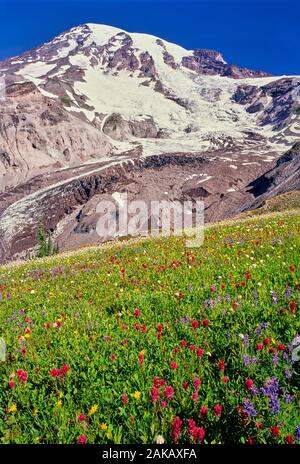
[193,49,227,64]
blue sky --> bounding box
[0,0,299,75]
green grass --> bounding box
[240,191,300,217]
[0,210,299,444]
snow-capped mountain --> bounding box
[0,23,299,262]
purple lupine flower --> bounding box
[256,326,263,337]
[295,426,300,441]
[271,291,277,305]
[268,395,280,415]
[256,321,268,337]
[242,334,249,348]
[243,400,258,418]
[287,344,293,352]
[251,356,257,365]
[253,289,258,300]
[224,294,231,302]
[285,395,294,404]
[272,352,279,366]
[284,368,292,378]
[208,298,214,307]
[260,377,280,416]
[249,387,259,396]
[285,287,291,298]
[262,377,279,393]
[243,355,250,367]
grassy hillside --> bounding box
[239,191,300,218]
[0,210,299,444]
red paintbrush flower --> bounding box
[218,360,225,371]
[151,387,159,403]
[192,320,199,330]
[165,385,174,400]
[193,378,201,389]
[285,434,294,444]
[290,301,296,312]
[202,319,209,328]
[134,307,140,318]
[245,378,254,390]
[171,417,182,443]
[270,426,280,437]
[16,369,28,383]
[213,404,222,417]
[196,348,203,358]
[77,435,87,444]
[200,406,208,420]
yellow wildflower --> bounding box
[88,404,98,415]
[99,423,108,430]
[131,391,141,400]
[33,408,39,416]
[8,403,17,413]
[55,400,62,407]
[24,334,30,339]
[106,432,113,440]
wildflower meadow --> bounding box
[0,211,299,444]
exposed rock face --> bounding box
[0,80,112,191]
[0,147,284,262]
[182,49,269,78]
[259,79,300,130]
[233,78,300,139]
[246,142,300,209]
[102,113,158,141]
[232,84,258,105]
